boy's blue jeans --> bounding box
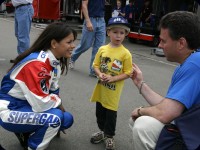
[71,17,106,74]
[14,4,34,54]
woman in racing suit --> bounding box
[0,22,77,150]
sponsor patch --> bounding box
[111,59,122,72]
[40,79,49,94]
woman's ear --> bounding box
[51,39,57,49]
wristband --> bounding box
[137,106,144,116]
[139,81,145,94]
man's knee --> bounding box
[132,116,163,137]
[130,116,164,150]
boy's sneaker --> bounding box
[90,131,106,144]
[105,137,116,150]
[69,61,75,69]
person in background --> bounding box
[10,0,34,63]
[139,0,152,26]
[0,22,77,150]
[69,0,106,77]
[90,16,133,150]
[124,0,138,25]
[129,11,200,150]
[112,0,125,17]
[0,0,5,5]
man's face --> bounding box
[158,28,179,62]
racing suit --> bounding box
[0,50,73,150]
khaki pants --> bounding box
[129,116,165,150]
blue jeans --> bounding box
[71,17,106,74]
[14,4,34,54]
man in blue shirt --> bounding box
[129,11,200,150]
[69,0,106,77]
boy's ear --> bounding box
[125,31,129,36]
[107,29,110,36]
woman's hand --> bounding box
[58,104,66,112]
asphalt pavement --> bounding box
[0,17,177,150]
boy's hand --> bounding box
[103,74,115,83]
[98,73,107,82]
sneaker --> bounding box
[69,61,75,69]
[0,144,5,150]
[10,59,15,63]
[90,131,106,144]
[105,137,116,150]
[14,132,30,149]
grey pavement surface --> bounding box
[0,17,177,150]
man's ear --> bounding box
[178,37,187,50]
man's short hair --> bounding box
[159,11,200,50]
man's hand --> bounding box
[131,108,140,121]
[86,20,94,31]
[130,63,144,88]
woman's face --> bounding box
[51,33,75,59]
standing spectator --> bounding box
[124,0,137,25]
[0,0,5,5]
[0,0,5,14]
[69,0,106,77]
[134,0,145,18]
[90,16,133,150]
[10,0,34,63]
[129,11,200,150]
[112,0,125,17]
[0,22,77,150]
[139,0,152,26]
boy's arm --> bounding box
[94,67,101,77]
[94,67,107,81]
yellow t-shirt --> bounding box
[90,44,133,111]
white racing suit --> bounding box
[0,50,73,150]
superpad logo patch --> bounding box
[7,111,61,128]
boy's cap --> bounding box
[107,16,130,33]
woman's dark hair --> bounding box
[159,11,200,50]
[9,22,77,74]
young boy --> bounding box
[90,16,133,150]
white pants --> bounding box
[129,116,165,150]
